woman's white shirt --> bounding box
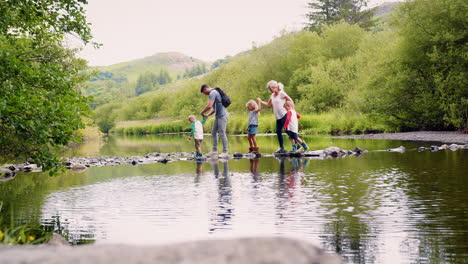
[270,91,288,120]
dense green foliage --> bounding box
[95,0,466,134]
[211,56,232,70]
[111,112,386,135]
[0,201,51,245]
[367,0,467,130]
[0,0,93,171]
[182,63,208,78]
[135,69,172,96]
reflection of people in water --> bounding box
[249,158,260,182]
[278,158,309,199]
[209,161,233,233]
[195,161,203,183]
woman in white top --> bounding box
[257,80,294,153]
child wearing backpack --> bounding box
[188,114,207,157]
[245,100,261,153]
[283,101,309,152]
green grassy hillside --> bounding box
[84,52,208,108]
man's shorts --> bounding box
[285,130,299,140]
[195,139,203,148]
[248,125,258,135]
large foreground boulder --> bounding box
[0,236,341,264]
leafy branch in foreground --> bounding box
[0,0,95,172]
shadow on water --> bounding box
[0,134,467,263]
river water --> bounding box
[1,134,467,263]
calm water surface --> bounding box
[1,134,467,264]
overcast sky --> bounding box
[78,0,396,66]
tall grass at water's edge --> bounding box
[110,113,392,135]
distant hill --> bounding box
[374,2,401,18]
[85,52,208,108]
[93,52,207,82]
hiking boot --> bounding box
[252,147,259,154]
[300,142,309,151]
[296,144,301,150]
[205,151,218,157]
[274,148,287,154]
[290,145,298,152]
[218,152,230,159]
[195,152,203,158]
[248,147,254,153]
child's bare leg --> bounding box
[289,138,295,145]
[252,135,258,148]
[248,134,254,148]
[296,137,303,144]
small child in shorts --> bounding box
[245,100,261,153]
[283,101,309,152]
[188,115,207,157]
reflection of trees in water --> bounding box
[391,150,468,263]
[208,161,233,233]
[41,214,96,245]
[321,221,376,264]
[309,158,376,264]
[274,157,377,264]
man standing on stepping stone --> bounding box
[200,84,229,158]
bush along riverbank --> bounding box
[110,112,390,136]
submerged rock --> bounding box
[0,168,16,182]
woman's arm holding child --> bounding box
[255,102,262,113]
[257,98,272,107]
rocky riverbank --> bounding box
[335,131,468,144]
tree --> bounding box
[135,72,158,96]
[306,0,375,32]
[0,0,95,172]
[361,0,467,131]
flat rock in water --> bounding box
[0,237,341,264]
[304,150,325,156]
[387,146,406,153]
[324,147,346,157]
